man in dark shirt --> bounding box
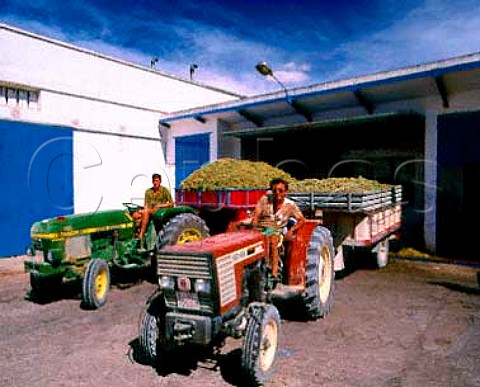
[137,173,173,243]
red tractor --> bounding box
[140,212,335,386]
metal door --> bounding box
[0,121,73,256]
[175,133,210,188]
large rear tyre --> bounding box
[82,259,110,309]
[241,303,281,386]
[300,225,335,320]
[156,213,210,249]
[151,213,210,281]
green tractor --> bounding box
[24,203,209,309]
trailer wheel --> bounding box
[241,303,281,387]
[82,259,110,309]
[156,213,209,249]
[301,225,335,320]
[30,272,62,301]
[373,239,389,269]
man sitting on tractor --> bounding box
[137,173,174,246]
[252,178,305,281]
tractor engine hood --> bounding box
[31,210,134,240]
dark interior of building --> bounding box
[240,113,426,250]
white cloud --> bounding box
[327,0,480,80]
[274,62,311,85]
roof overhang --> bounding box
[159,52,480,131]
[222,111,425,138]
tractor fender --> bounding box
[283,220,321,285]
[145,289,166,314]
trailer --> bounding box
[288,186,402,270]
[176,185,402,271]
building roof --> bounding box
[0,23,242,99]
[159,52,480,131]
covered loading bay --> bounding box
[232,109,480,260]
[231,112,426,250]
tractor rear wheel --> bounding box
[82,259,110,309]
[300,225,335,320]
[150,213,210,281]
[241,303,281,386]
[156,213,209,249]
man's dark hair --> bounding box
[269,177,289,190]
[152,173,161,180]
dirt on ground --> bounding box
[1,255,479,387]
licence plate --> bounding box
[177,292,200,310]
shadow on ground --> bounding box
[24,266,150,307]
[128,337,249,386]
[428,280,480,295]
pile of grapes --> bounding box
[179,158,294,190]
[289,177,392,193]
[180,158,393,193]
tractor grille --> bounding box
[157,253,215,313]
[157,254,211,278]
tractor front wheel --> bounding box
[140,310,160,364]
[140,306,168,365]
[82,259,110,309]
[241,303,281,386]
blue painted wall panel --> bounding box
[175,133,210,188]
[0,121,73,257]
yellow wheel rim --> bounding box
[259,319,278,372]
[94,268,108,300]
[176,227,202,244]
[319,245,332,303]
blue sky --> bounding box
[2,0,480,96]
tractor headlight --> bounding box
[159,275,175,290]
[194,278,211,294]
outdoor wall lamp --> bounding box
[255,61,291,103]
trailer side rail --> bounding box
[288,185,402,213]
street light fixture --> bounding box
[255,61,291,103]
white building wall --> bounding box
[0,24,239,114]
[0,23,240,213]
[73,132,168,212]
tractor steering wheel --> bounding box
[123,202,143,213]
